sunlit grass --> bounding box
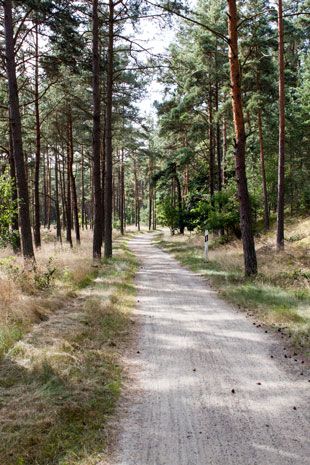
[0,230,138,465]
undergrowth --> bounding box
[0,230,138,465]
[154,221,310,353]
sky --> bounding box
[130,16,177,116]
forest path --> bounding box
[113,233,310,465]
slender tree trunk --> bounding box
[222,95,227,187]
[153,186,156,230]
[92,0,102,258]
[3,0,34,259]
[173,166,184,234]
[209,81,215,203]
[34,21,41,248]
[120,147,124,235]
[227,0,257,276]
[81,146,85,229]
[117,161,121,219]
[277,0,285,250]
[148,156,153,231]
[60,150,67,230]
[68,110,80,243]
[134,158,138,227]
[47,154,51,229]
[66,115,73,247]
[43,153,47,227]
[215,81,222,192]
[90,163,94,229]
[101,119,106,240]
[9,125,21,253]
[257,104,269,231]
[104,0,114,258]
[55,150,62,242]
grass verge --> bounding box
[154,228,310,353]
[0,232,138,465]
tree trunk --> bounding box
[222,96,227,187]
[153,186,156,230]
[68,110,80,243]
[101,119,106,240]
[3,0,34,259]
[208,81,215,203]
[34,21,41,248]
[60,150,67,230]
[55,150,62,242]
[215,81,222,192]
[173,166,184,235]
[47,154,51,230]
[134,158,138,227]
[104,0,114,258]
[277,0,285,250]
[81,145,85,229]
[227,0,257,276]
[92,0,102,258]
[148,156,152,231]
[9,125,21,253]
[66,115,73,247]
[258,106,269,231]
[120,147,124,235]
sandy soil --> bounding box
[112,233,310,465]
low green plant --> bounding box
[32,257,57,289]
[0,170,20,248]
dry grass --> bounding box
[0,229,138,465]
[154,217,310,352]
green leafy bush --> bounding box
[0,170,19,248]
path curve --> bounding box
[114,233,310,465]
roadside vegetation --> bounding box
[154,217,310,353]
[0,230,138,465]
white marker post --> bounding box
[204,229,209,262]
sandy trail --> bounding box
[114,233,310,465]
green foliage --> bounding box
[0,170,19,248]
[32,257,57,289]
[157,198,180,233]
[189,188,240,235]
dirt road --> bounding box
[114,234,310,465]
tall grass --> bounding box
[0,230,138,465]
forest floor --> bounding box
[154,216,310,356]
[0,230,139,465]
[2,219,310,464]
[111,232,310,465]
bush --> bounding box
[0,170,20,248]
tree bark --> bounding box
[55,150,62,242]
[120,147,124,235]
[173,166,184,234]
[92,0,102,258]
[34,21,41,248]
[68,110,80,243]
[134,158,138,227]
[47,154,51,230]
[215,81,222,192]
[277,0,285,250]
[227,0,257,276]
[148,156,153,231]
[209,81,215,203]
[104,0,114,258]
[3,0,34,260]
[101,119,106,239]
[9,125,21,253]
[66,113,73,247]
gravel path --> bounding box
[114,233,310,465]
